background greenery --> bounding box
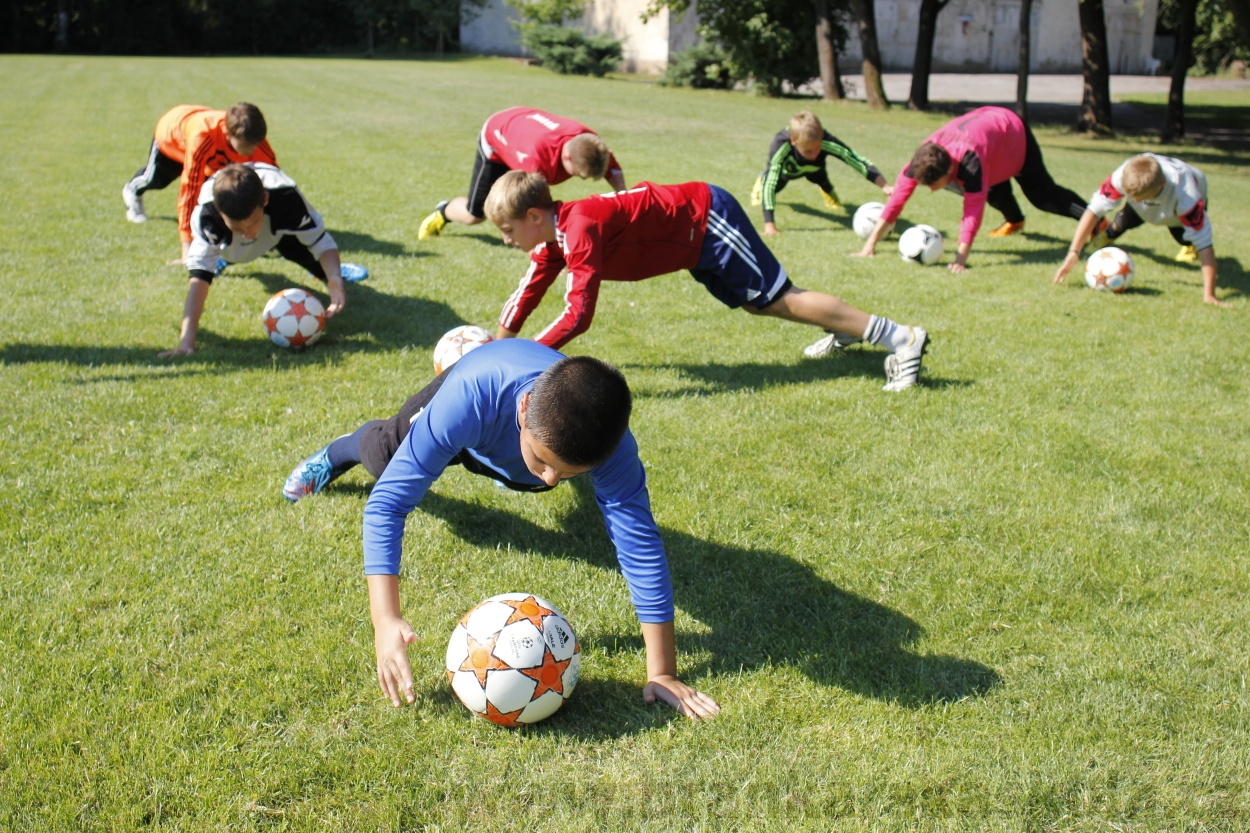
[1,55,1248,831]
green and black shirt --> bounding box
[759,128,882,223]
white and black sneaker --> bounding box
[122,184,146,223]
[882,326,928,392]
[803,331,864,358]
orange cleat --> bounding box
[988,220,1025,237]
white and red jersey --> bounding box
[1087,154,1212,250]
[882,106,1027,245]
[499,182,712,348]
[481,107,622,185]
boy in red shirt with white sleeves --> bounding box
[418,106,626,239]
[855,106,1086,273]
[486,171,931,392]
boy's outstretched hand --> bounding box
[645,674,721,719]
[374,615,419,707]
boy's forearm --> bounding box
[640,620,678,681]
[177,278,212,350]
[367,573,403,626]
[1200,247,1218,299]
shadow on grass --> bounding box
[331,229,424,259]
[0,272,463,377]
[622,355,965,395]
[413,483,1000,738]
[786,202,855,233]
[458,231,509,248]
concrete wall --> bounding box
[462,0,1156,76]
[461,0,700,72]
[841,0,1158,74]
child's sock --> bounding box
[864,315,911,352]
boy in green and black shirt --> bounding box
[751,111,893,237]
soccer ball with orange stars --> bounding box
[261,288,326,348]
[445,593,581,726]
[1085,247,1135,293]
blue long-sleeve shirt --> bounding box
[362,339,674,623]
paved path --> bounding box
[836,73,1250,104]
[823,73,1250,146]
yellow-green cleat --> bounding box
[821,189,845,213]
[418,200,450,240]
[750,176,763,207]
[1175,245,1198,264]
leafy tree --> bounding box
[645,0,825,97]
[1158,0,1250,73]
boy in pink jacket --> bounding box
[855,107,1086,273]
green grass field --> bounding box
[2,54,1249,831]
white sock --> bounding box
[863,315,911,351]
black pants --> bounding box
[1106,203,1189,245]
[126,140,182,195]
[272,235,328,281]
[356,371,553,492]
[764,168,835,196]
[985,128,1087,224]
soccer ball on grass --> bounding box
[852,201,885,239]
[261,288,325,348]
[898,224,944,265]
[433,325,494,374]
[1084,247,1134,293]
[445,593,581,726]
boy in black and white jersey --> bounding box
[163,163,363,357]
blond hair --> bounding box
[788,111,824,145]
[485,171,554,225]
[563,133,611,179]
[1122,155,1164,199]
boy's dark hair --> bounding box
[212,164,266,220]
[225,102,267,145]
[911,142,952,186]
[525,356,632,467]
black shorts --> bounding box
[465,129,512,220]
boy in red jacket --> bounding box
[487,171,930,392]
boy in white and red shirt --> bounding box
[1053,154,1224,306]
[486,171,931,392]
[856,106,1086,273]
[418,106,626,239]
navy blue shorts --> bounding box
[690,185,791,309]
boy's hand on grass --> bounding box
[851,245,875,258]
[1054,253,1079,284]
[644,674,721,720]
[374,617,418,707]
[158,345,195,358]
[1204,295,1230,308]
[326,276,346,318]
[763,222,780,237]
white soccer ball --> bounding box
[445,593,581,726]
[853,201,886,239]
[1085,246,1134,293]
[898,224,945,265]
[261,288,325,348]
[433,324,494,374]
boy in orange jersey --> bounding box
[122,103,277,258]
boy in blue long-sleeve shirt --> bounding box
[282,339,719,719]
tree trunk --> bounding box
[1076,0,1112,133]
[815,0,845,100]
[1163,0,1197,141]
[908,0,949,110]
[850,0,889,109]
[1016,0,1033,121]
[54,0,68,52]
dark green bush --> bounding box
[659,43,736,89]
[520,25,622,76]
